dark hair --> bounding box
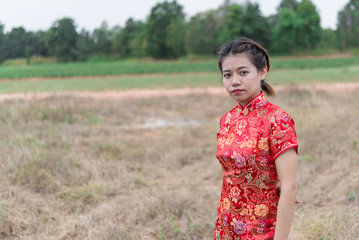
[218,37,276,97]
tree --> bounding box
[218,4,244,44]
[185,10,220,55]
[1,27,29,60]
[166,17,186,58]
[337,0,359,48]
[0,22,5,62]
[30,31,48,56]
[0,25,48,63]
[319,28,340,49]
[92,21,113,55]
[129,27,148,58]
[271,0,322,54]
[272,0,301,53]
[240,2,272,47]
[23,31,48,63]
[217,2,271,48]
[296,0,321,50]
[112,18,145,58]
[76,29,96,61]
[46,18,78,61]
[277,0,299,11]
[272,7,302,53]
[146,0,185,59]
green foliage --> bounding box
[0,203,6,221]
[129,27,148,57]
[272,7,302,53]
[185,10,220,55]
[277,0,298,11]
[240,2,272,47]
[0,0,357,62]
[351,140,358,149]
[112,18,145,58]
[146,0,185,59]
[3,27,28,59]
[158,225,166,239]
[0,26,48,64]
[29,31,48,56]
[166,17,186,58]
[346,190,356,202]
[218,2,271,48]
[46,18,78,62]
[218,4,244,43]
[170,217,180,234]
[296,0,321,50]
[272,0,321,53]
[319,28,340,49]
[0,22,4,62]
[93,21,113,55]
[76,29,96,61]
[337,0,359,48]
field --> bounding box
[1,55,359,79]
[0,65,359,94]
[0,56,358,239]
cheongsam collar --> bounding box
[237,91,268,116]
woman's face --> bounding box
[221,54,267,107]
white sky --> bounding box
[0,0,348,32]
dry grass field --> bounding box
[0,87,358,239]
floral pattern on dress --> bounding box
[214,92,298,240]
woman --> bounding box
[214,38,298,240]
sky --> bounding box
[0,0,348,32]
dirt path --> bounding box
[0,82,358,101]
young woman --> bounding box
[214,38,298,240]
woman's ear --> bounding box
[259,66,268,80]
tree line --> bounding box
[0,0,358,63]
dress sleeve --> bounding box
[270,110,298,160]
[219,112,230,129]
[219,115,225,129]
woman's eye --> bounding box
[224,73,231,78]
[240,71,248,75]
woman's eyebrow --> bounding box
[223,66,249,72]
[237,66,249,70]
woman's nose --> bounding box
[232,74,241,85]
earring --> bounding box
[261,79,266,86]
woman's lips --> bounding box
[232,89,244,94]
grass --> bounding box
[1,56,359,79]
[0,65,358,93]
[0,89,358,239]
[0,54,358,239]
[0,60,218,79]
[2,56,58,66]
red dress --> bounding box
[214,92,298,240]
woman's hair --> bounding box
[218,37,276,97]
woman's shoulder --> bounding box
[218,105,238,127]
[264,102,295,123]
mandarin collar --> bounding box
[237,91,268,116]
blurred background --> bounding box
[0,0,356,64]
[0,0,358,239]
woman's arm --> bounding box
[274,148,298,240]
